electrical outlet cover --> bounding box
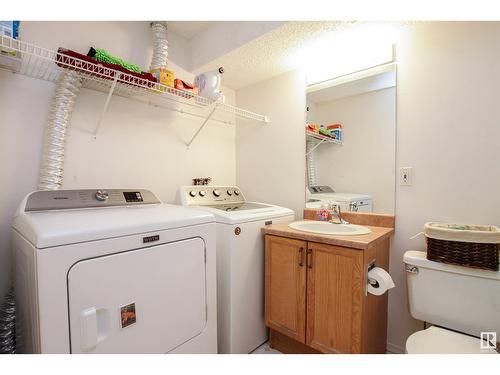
[400,167,413,186]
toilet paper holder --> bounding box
[368,277,380,288]
[365,259,377,296]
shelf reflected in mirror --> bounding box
[305,63,397,215]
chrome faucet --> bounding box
[328,202,349,225]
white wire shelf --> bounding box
[0,36,269,146]
[305,130,342,156]
[306,130,342,144]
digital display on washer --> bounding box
[123,192,143,202]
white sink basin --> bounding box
[289,221,371,236]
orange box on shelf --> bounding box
[327,123,342,130]
[306,124,320,133]
[174,79,199,96]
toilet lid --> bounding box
[406,326,498,354]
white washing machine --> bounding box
[305,185,372,212]
[177,186,295,354]
[12,189,217,354]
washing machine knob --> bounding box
[227,190,233,196]
[199,190,206,197]
[189,190,197,197]
[95,190,109,201]
[213,189,221,197]
[234,190,240,196]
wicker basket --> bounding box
[424,222,500,271]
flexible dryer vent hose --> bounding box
[38,71,83,190]
[0,286,16,354]
[38,22,168,190]
[306,139,318,187]
[149,21,169,70]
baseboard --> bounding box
[386,342,405,354]
[269,329,320,354]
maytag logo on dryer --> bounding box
[480,332,497,350]
[143,234,160,243]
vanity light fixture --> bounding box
[295,23,399,85]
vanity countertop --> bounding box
[261,220,394,250]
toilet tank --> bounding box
[404,250,500,338]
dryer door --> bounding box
[67,237,207,353]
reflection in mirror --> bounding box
[305,64,396,215]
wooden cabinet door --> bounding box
[265,235,307,343]
[306,242,364,353]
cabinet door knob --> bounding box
[307,248,313,269]
[298,247,304,267]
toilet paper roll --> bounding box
[367,267,395,296]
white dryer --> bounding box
[177,186,294,354]
[12,189,217,354]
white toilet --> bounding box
[404,250,499,354]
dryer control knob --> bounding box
[199,191,206,197]
[213,189,221,197]
[227,190,233,196]
[189,190,197,197]
[234,190,240,196]
[95,190,109,201]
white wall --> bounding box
[0,21,236,301]
[234,21,500,353]
[3,21,500,353]
[166,29,191,71]
[306,98,316,124]
[313,87,396,214]
[235,70,306,218]
[387,22,500,353]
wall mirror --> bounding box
[305,63,397,215]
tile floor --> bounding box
[251,341,282,354]
[251,341,393,354]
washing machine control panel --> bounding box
[181,186,245,206]
[25,189,161,211]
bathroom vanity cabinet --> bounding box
[262,212,394,354]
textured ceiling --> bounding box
[192,21,354,90]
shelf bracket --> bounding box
[185,101,220,149]
[305,138,327,156]
[94,72,119,138]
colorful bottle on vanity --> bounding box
[317,204,330,221]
